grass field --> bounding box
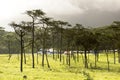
[0,53,120,80]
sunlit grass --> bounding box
[0,53,120,80]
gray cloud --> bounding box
[52,0,120,27]
[1,0,120,31]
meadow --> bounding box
[0,53,120,80]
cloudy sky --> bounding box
[0,0,120,31]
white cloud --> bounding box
[44,0,83,15]
[0,0,84,31]
[0,0,82,19]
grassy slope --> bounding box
[0,53,120,80]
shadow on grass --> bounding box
[0,71,3,73]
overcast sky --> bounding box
[0,0,120,31]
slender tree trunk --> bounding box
[77,47,79,62]
[55,51,57,61]
[32,18,35,68]
[118,49,120,63]
[81,52,84,64]
[60,47,62,62]
[53,36,55,60]
[63,54,65,64]
[95,53,97,68]
[37,52,39,64]
[68,51,70,66]
[67,43,70,66]
[45,53,50,68]
[35,45,39,64]
[57,50,59,59]
[94,50,97,68]
[66,53,68,65]
[53,48,55,59]
[113,49,116,64]
[42,40,45,67]
[71,46,76,63]
[105,50,110,71]
[42,49,45,67]
[97,52,99,61]
[87,51,90,63]
[60,25,62,62]
[72,53,76,63]
[42,30,50,68]
[20,31,23,72]
[84,50,88,68]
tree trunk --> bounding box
[57,50,59,59]
[37,52,39,64]
[95,53,97,68]
[118,49,120,63]
[63,55,65,64]
[42,40,45,67]
[72,52,76,63]
[45,53,50,68]
[87,51,90,63]
[68,52,70,66]
[60,49,62,62]
[42,49,45,67]
[97,52,99,61]
[94,50,97,68]
[60,25,62,62]
[32,18,35,68]
[113,49,116,64]
[81,52,84,64]
[52,35,55,60]
[105,50,110,71]
[66,53,68,65]
[84,50,88,68]
[20,31,23,72]
[77,47,79,62]
[67,43,70,66]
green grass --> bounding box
[0,53,120,80]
